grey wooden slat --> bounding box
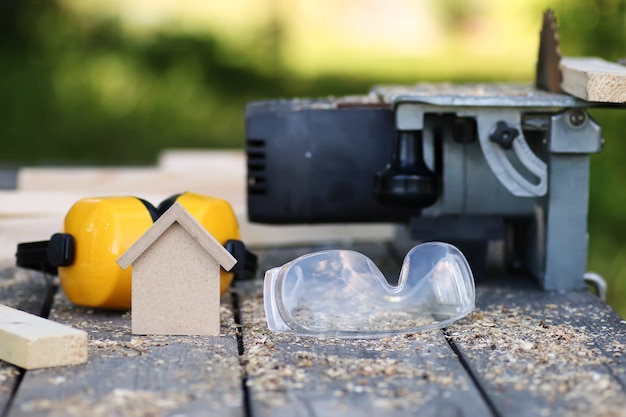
[0,168,18,190]
[238,243,494,417]
[8,289,245,417]
[0,264,52,416]
[560,291,626,388]
[0,265,52,317]
[446,282,626,417]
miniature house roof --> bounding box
[116,202,237,271]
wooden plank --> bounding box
[4,241,626,416]
[0,305,87,369]
[445,280,626,417]
[0,149,394,260]
[0,191,394,260]
[0,264,51,415]
[560,57,626,103]
[0,263,52,315]
[7,289,245,417]
[552,290,626,391]
[237,243,494,417]
[18,150,244,198]
[0,191,168,217]
[0,168,17,190]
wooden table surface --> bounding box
[2,241,626,417]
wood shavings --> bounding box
[0,266,51,312]
[0,367,20,397]
[3,286,244,416]
[447,303,626,417]
[0,367,20,382]
[18,389,195,417]
[238,284,476,411]
[6,252,626,416]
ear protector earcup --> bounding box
[56,192,241,310]
[59,196,153,310]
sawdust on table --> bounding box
[239,285,471,410]
[239,281,626,415]
[446,299,626,417]
[0,265,49,308]
[0,367,20,396]
[18,388,210,417]
[12,290,243,417]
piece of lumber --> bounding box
[237,243,493,417]
[560,57,626,103]
[0,304,87,370]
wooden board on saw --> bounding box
[560,57,626,103]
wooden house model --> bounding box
[117,202,236,336]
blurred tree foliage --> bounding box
[0,0,377,164]
[563,1,626,313]
[3,0,622,165]
[1,1,626,312]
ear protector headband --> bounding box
[15,192,257,310]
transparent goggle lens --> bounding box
[264,242,475,338]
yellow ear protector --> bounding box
[16,192,257,310]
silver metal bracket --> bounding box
[549,109,603,154]
[383,84,608,290]
[476,110,547,197]
[584,272,608,301]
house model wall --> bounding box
[117,202,237,336]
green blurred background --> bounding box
[2,0,625,314]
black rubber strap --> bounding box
[16,240,57,275]
[17,236,257,282]
[225,240,258,282]
[16,233,75,275]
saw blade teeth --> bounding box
[536,9,563,92]
[546,9,562,60]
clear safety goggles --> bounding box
[264,242,475,338]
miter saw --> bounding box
[245,10,624,290]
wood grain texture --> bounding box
[0,305,87,369]
[4,244,626,417]
[237,244,493,417]
[560,57,626,103]
[446,281,626,417]
[7,290,244,417]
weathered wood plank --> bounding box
[0,191,394,261]
[7,289,244,417]
[6,240,626,417]
[554,290,626,392]
[0,264,52,316]
[238,243,494,417]
[446,281,626,417]
[0,263,52,415]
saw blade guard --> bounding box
[263,242,475,338]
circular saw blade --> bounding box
[536,9,562,93]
